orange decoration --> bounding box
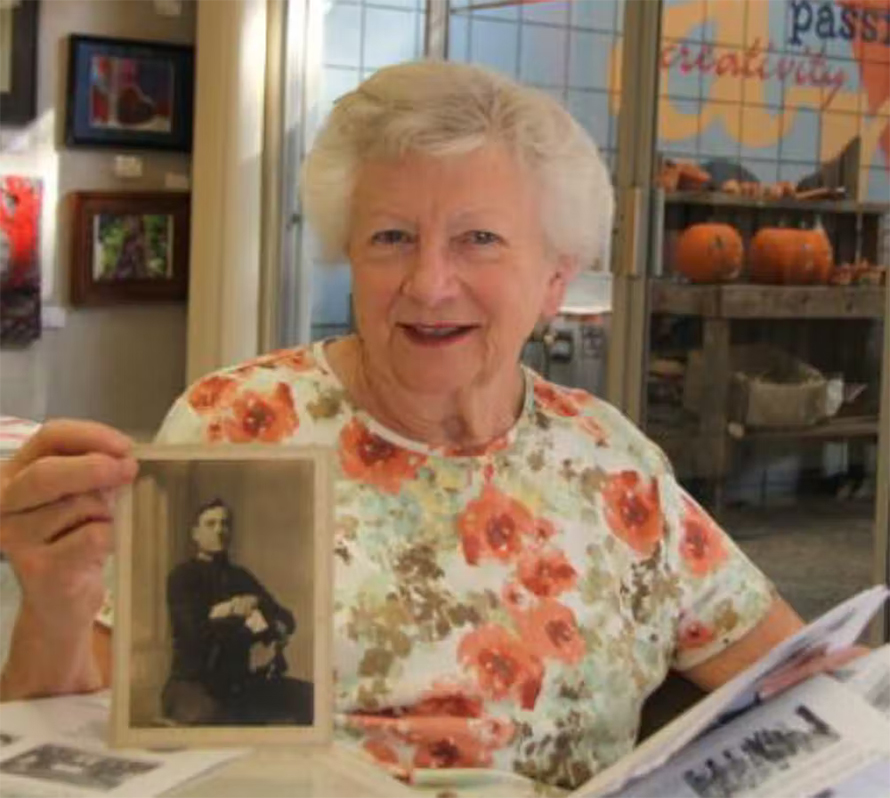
[675,223,744,283]
[749,227,833,285]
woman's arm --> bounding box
[682,597,805,692]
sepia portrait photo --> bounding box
[110,445,334,748]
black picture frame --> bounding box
[0,0,40,126]
[65,34,194,152]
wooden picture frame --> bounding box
[0,0,39,126]
[110,444,335,749]
[69,191,190,306]
[65,34,194,152]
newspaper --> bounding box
[831,645,890,719]
[0,692,243,797]
[607,676,890,798]
[571,585,890,798]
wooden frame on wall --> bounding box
[0,0,40,126]
[69,191,191,306]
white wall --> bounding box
[0,0,196,438]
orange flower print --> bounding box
[501,581,534,618]
[411,718,514,769]
[188,375,239,414]
[531,517,557,543]
[206,419,224,443]
[534,380,579,417]
[457,483,536,565]
[514,599,586,665]
[414,732,490,769]
[231,347,316,377]
[680,496,728,576]
[458,624,544,710]
[677,616,716,650]
[222,382,298,443]
[408,689,483,719]
[363,737,400,767]
[361,738,411,782]
[338,418,426,494]
[516,548,578,598]
[602,470,664,556]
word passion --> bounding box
[788,1,890,47]
[662,2,890,108]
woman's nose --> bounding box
[401,241,460,305]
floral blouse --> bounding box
[154,339,775,792]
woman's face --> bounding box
[347,143,575,397]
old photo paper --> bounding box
[110,444,334,749]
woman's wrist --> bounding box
[0,607,102,701]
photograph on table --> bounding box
[110,444,335,748]
[65,34,194,152]
[69,191,190,306]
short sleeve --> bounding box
[154,391,208,445]
[658,472,776,671]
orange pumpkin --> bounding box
[674,223,744,283]
[749,227,833,285]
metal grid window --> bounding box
[447,0,625,171]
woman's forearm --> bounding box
[0,610,106,701]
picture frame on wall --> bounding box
[0,0,40,126]
[69,191,190,306]
[65,35,194,152]
[110,444,334,748]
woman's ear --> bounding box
[541,254,580,319]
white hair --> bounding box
[300,60,614,268]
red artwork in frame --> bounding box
[70,191,190,306]
[0,175,43,346]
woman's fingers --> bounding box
[1,492,114,552]
[10,420,133,473]
[48,520,115,568]
[1,453,137,515]
[12,522,112,614]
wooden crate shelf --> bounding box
[665,192,889,215]
[650,282,886,320]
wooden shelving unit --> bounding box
[665,192,888,216]
[646,279,887,507]
[650,283,886,320]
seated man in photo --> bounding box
[161,499,313,726]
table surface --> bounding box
[166,746,550,798]
[166,746,418,798]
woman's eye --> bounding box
[463,230,502,246]
[371,230,412,246]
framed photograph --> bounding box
[65,34,194,152]
[0,0,39,126]
[69,191,190,306]
[110,444,335,748]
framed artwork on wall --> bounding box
[65,35,194,152]
[69,191,190,306]
[0,175,42,345]
[0,0,40,126]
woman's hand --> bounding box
[0,420,137,700]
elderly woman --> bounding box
[0,62,802,790]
